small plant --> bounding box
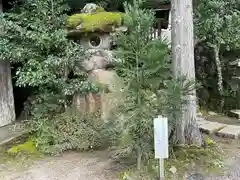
[119,138,224,180]
[28,95,106,154]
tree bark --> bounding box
[0,1,16,127]
[213,45,224,110]
[0,61,16,127]
[171,0,202,145]
[0,0,2,12]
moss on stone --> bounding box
[0,138,43,170]
[204,136,215,146]
[7,139,37,155]
[67,12,123,32]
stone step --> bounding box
[216,125,240,139]
[231,76,240,81]
[229,59,240,67]
[197,116,240,139]
[228,109,240,119]
[0,123,26,146]
[197,119,227,134]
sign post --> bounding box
[154,115,169,180]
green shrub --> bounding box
[26,92,107,154]
[29,107,106,154]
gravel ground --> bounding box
[0,151,120,180]
[1,138,240,180]
[188,138,240,180]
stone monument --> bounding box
[67,3,126,120]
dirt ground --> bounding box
[188,137,240,180]
[1,138,240,180]
[0,151,121,180]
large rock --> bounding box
[72,93,88,113]
[87,69,124,120]
[71,69,124,120]
[198,120,226,134]
[82,49,113,72]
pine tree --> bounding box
[111,0,198,169]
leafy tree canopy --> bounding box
[195,0,240,50]
[0,0,98,96]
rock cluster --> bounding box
[72,49,123,120]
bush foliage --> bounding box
[194,0,240,111]
[0,0,94,97]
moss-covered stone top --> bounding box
[67,11,124,33]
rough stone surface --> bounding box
[80,34,111,50]
[208,111,218,116]
[196,117,208,123]
[0,123,25,146]
[83,49,115,72]
[217,125,240,138]
[229,109,240,119]
[83,53,109,72]
[72,93,88,113]
[88,69,123,92]
[87,69,124,120]
[81,3,103,14]
[198,121,226,134]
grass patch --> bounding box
[119,136,225,180]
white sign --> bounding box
[153,116,169,159]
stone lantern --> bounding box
[67,3,126,120]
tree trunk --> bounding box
[0,1,16,127]
[171,0,202,145]
[136,146,142,170]
[0,0,2,12]
[213,45,224,110]
[0,61,16,127]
